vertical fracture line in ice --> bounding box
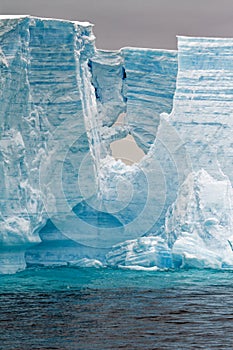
[74,24,102,198]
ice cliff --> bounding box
[1,15,233,273]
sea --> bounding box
[1,267,233,349]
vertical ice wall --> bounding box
[170,36,233,182]
[161,37,233,269]
[0,16,44,247]
[0,16,98,272]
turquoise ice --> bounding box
[0,16,233,273]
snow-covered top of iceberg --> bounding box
[0,14,93,26]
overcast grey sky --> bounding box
[1,0,233,50]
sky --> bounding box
[1,0,233,50]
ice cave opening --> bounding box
[109,113,145,165]
[110,134,145,165]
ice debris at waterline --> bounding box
[1,15,233,273]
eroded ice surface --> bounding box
[1,16,233,273]
[165,170,233,269]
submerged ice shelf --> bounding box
[1,15,233,273]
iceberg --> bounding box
[1,15,233,273]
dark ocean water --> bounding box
[1,267,233,349]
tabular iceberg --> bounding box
[1,15,233,273]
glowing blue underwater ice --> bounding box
[1,15,233,273]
